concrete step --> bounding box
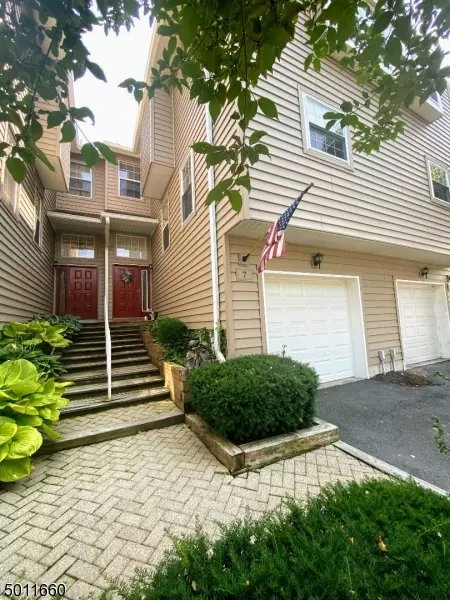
[67,336,140,348]
[75,332,141,342]
[64,341,144,355]
[63,355,150,371]
[60,363,159,384]
[38,400,183,454]
[64,374,164,399]
[61,348,148,363]
[61,386,171,417]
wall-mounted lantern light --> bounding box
[312,252,324,269]
[420,266,429,279]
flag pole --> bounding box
[241,182,314,263]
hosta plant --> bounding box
[0,320,71,350]
[0,346,67,379]
[33,314,82,340]
[0,359,72,483]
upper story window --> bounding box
[2,128,18,208]
[116,234,147,259]
[429,162,450,204]
[162,221,170,252]
[69,161,92,197]
[180,151,195,223]
[304,95,349,163]
[119,162,140,198]
[34,193,42,246]
[61,234,95,259]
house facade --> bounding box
[1,24,450,384]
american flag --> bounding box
[257,183,313,273]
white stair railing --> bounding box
[104,295,112,400]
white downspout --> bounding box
[204,104,225,362]
[104,216,112,399]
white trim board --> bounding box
[262,271,369,381]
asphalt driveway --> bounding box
[318,361,450,491]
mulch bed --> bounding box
[372,370,435,387]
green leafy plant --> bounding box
[1,2,449,214]
[96,479,450,600]
[432,416,450,457]
[0,359,71,483]
[33,314,82,339]
[148,317,189,364]
[189,354,318,444]
[0,321,71,350]
[0,346,67,379]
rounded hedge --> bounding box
[188,354,319,444]
[149,316,188,362]
[104,480,450,600]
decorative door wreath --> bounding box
[121,270,134,283]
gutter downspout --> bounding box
[204,103,226,362]
[104,216,112,399]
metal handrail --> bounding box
[104,295,112,400]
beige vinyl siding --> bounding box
[247,23,450,255]
[151,88,213,328]
[55,232,105,321]
[0,170,56,324]
[153,89,174,167]
[57,157,104,214]
[108,230,151,319]
[35,99,59,157]
[227,236,450,375]
[107,154,151,216]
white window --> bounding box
[61,234,95,258]
[69,161,92,197]
[119,162,140,198]
[116,234,147,259]
[162,220,170,252]
[2,128,18,208]
[141,270,149,311]
[303,94,350,163]
[180,151,195,223]
[34,193,43,246]
[429,162,450,204]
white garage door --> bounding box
[264,277,354,383]
[398,284,441,365]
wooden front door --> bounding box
[113,265,144,318]
[67,267,98,320]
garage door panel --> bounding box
[398,284,441,365]
[265,277,355,383]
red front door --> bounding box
[67,267,98,320]
[113,265,143,318]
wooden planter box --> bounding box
[186,414,339,474]
[140,326,191,412]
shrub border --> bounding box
[186,413,339,474]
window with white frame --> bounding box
[2,128,18,207]
[141,270,149,311]
[162,220,170,251]
[34,193,43,245]
[69,161,92,197]
[180,152,195,222]
[116,234,147,259]
[304,95,349,162]
[61,234,95,258]
[429,162,450,203]
[119,162,140,198]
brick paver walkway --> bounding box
[0,424,384,599]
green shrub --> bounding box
[98,480,450,600]
[189,354,318,444]
[0,359,71,482]
[148,316,189,364]
[33,314,82,339]
[0,346,67,379]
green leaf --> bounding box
[249,130,267,145]
[47,111,66,129]
[5,157,26,183]
[0,457,31,483]
[179,5,199,48]
[192,141,214,154]
[0,419,17,446]
[235,174,251,192]
[71,106,95,125]
[253,143,270,156]
[8,404,39,415]
[373,11,394,34]
[167,36,177,56]
[180,61,203,79]
[94,142,117,165]
[385,37,403,68]
[86,59,107,82]
[39,422,62,441]
[119,77,137,89]
[260,45,277,73]
[227,190,243,212]
[60,121,76,143]
[29,118,43,142]
[304,54,314,71]
[80,143,99,168]
[205,178,233,205]
[258,97,278,119]
[7,426,43,459]
[209,97,221,121]
[134,88,144,103]
[340,101,353,113]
